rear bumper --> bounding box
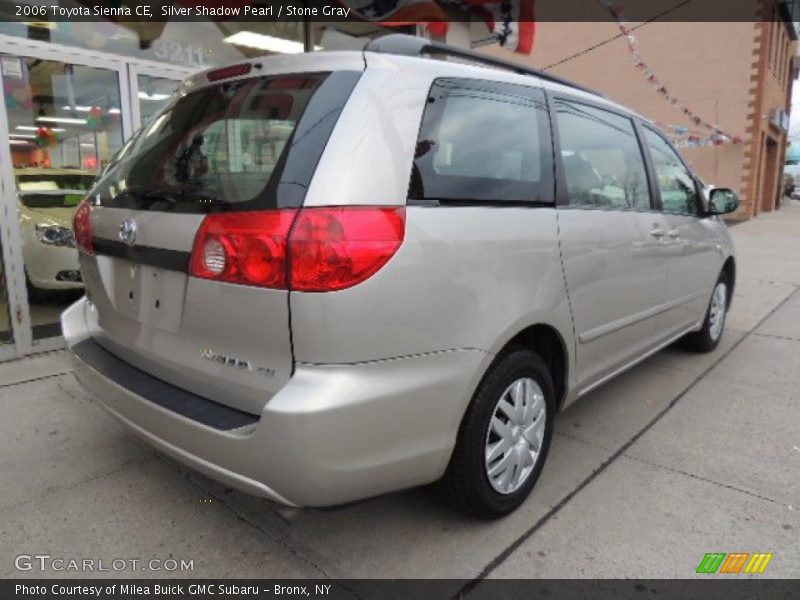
[62,297,489,506]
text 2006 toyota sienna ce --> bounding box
[63,35,738,518]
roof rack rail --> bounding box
[363,34,602,98]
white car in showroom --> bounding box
[16,168,94,301]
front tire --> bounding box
[683,273,729,352]
[443,349,555,519]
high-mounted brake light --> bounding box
[73,199,94,254]
[189,207,406,292]
[206,63,253,82]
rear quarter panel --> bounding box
[290,206,573,368]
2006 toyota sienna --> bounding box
[63,34,738,518]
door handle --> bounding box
[649,228,666,239]
[667,229,680,240]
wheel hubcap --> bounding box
[485,377,546,495]
[708,282,727,342]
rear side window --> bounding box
[554,100,650,210]
[409,78,553,204]
[93,71,360,213]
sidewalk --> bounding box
[1,202,799,582]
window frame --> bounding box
[406,76,556,208]
[548,91,657,213]
[639,123,704,218]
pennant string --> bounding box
[600,0,744,147]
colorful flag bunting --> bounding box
[599,0,744,147]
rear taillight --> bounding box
[289,207,405,292]
[189,210,298,288]
[189,207,405,292]
[73,200,94,254]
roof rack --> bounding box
[363,34,602,98]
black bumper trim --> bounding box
[72,338,260,431]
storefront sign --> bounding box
[151,40,210,69]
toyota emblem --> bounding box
[119,219,137,247]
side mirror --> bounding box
[707,188,740,216]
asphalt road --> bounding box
[2,201,799,583]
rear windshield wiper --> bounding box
[123,187,183,204]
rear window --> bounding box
[92,70,359,213]
[409,78,553,204]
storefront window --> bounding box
[1,55,124,339]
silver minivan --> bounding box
[63,35,738,518]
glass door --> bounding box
[0,40,130,356]
[129,63,196,130]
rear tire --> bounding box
[682,273,729,353]
[442,348,554,519]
